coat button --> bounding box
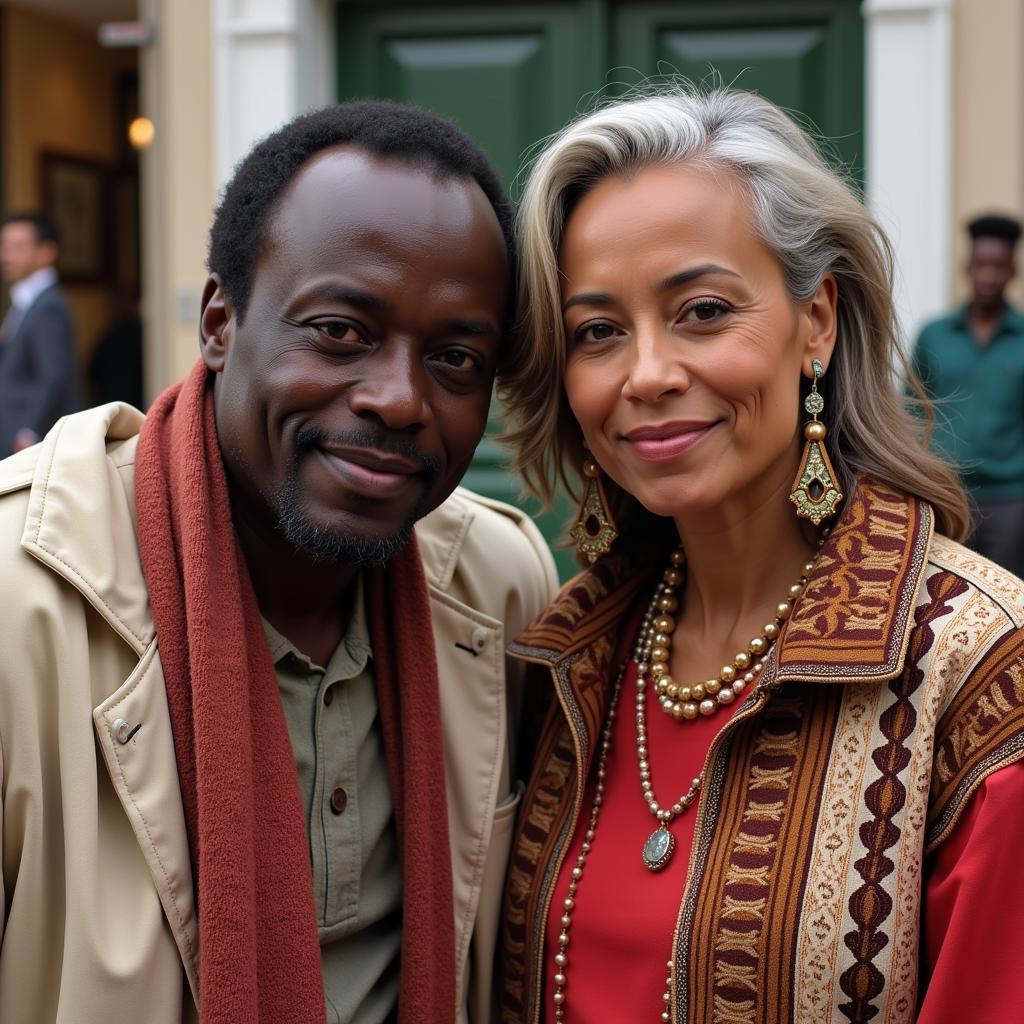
[471,627,489,653]
[330,788,348,815]
[113,718,131,744]
[323,687,334,707]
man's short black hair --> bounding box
[968,213,1022,246]
[2,212,58,246]
[208,99,515,327]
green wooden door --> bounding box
[335,0,863,578]
[611,2,864,178]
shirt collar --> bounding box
[10,266,57,311]
[261,573,373,676]
[951,300,1024,337]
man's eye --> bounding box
[312,320,362,344]
[436,349,477,371]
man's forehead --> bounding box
[275,144,474,220]
[971,236,1015,257]
[242,144,507,318]
[259,145,503,273]
[2,222,35,240]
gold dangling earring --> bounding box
[789,359,844,526]
[570,454,619,563]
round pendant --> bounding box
[642,826,675,871]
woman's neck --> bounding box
[672,473,820,646]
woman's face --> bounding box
[560,162,836,523]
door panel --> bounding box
[613,2,864,177]
[337,5,589,188]
[660,26,828,121]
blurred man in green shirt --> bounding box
[913,214,1024,576]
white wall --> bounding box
[863,0,954,346]
[212,0,335,189]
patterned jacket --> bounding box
[500,478,1024,1023]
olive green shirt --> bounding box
[263,578,401,1024]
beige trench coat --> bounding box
[0,403,557,1023]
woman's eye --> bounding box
[681,299,730,324]
[574,322,619,344]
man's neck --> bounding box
[967,297,1007,346]
[10,265,56,309]
[234,507,361,668]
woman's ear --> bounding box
[800,273,838,377]
[198,275,234,372]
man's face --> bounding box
[0,222,54,284]
[967,236,1016,307]
[201,146,508,565]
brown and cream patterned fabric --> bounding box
[499,478,1024,1024]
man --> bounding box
[913,213,1024,575]
[0,103,556,1023]
[0,211,79,453]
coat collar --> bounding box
[15,404,485,656]
[18,402,154,655]
[510,477,934,692]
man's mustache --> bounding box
[294,424,442,478]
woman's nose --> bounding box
[622,327,691,403]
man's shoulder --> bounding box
[1003,302,1024,331]
[0,403,143,566]
[915,308,965,346]
[25,281,72,316]
[0,403,150,650]
[416,486,557,600]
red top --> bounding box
[543,662,1024,1023]
[543,662,747,1022]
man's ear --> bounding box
[199,274,234,372]
[800,272,838,378]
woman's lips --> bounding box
[623,422,717,462]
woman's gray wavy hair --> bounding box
[500,87,969,543]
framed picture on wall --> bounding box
[40,152,109,284]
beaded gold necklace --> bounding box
[646,549,815,723]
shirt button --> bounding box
[323,687,334,707]
[330,788,348,815]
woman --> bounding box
[497,88,1024,1024]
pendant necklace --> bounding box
[632,546,818,871]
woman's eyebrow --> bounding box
[656,263,741,292]
[562,290,614,313]
[563,263,742,312]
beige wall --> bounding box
[138,0,214,399]
[1,5,135,368]
[952,0,1024,304]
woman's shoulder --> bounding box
[920,533,1024,851]
[925,532,1024,629]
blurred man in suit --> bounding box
[0,212,79,454]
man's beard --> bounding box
[273,424,442,566]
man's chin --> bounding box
[279,511,415,567]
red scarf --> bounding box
[135,359,456,1023]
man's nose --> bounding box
[348,344,431,431]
